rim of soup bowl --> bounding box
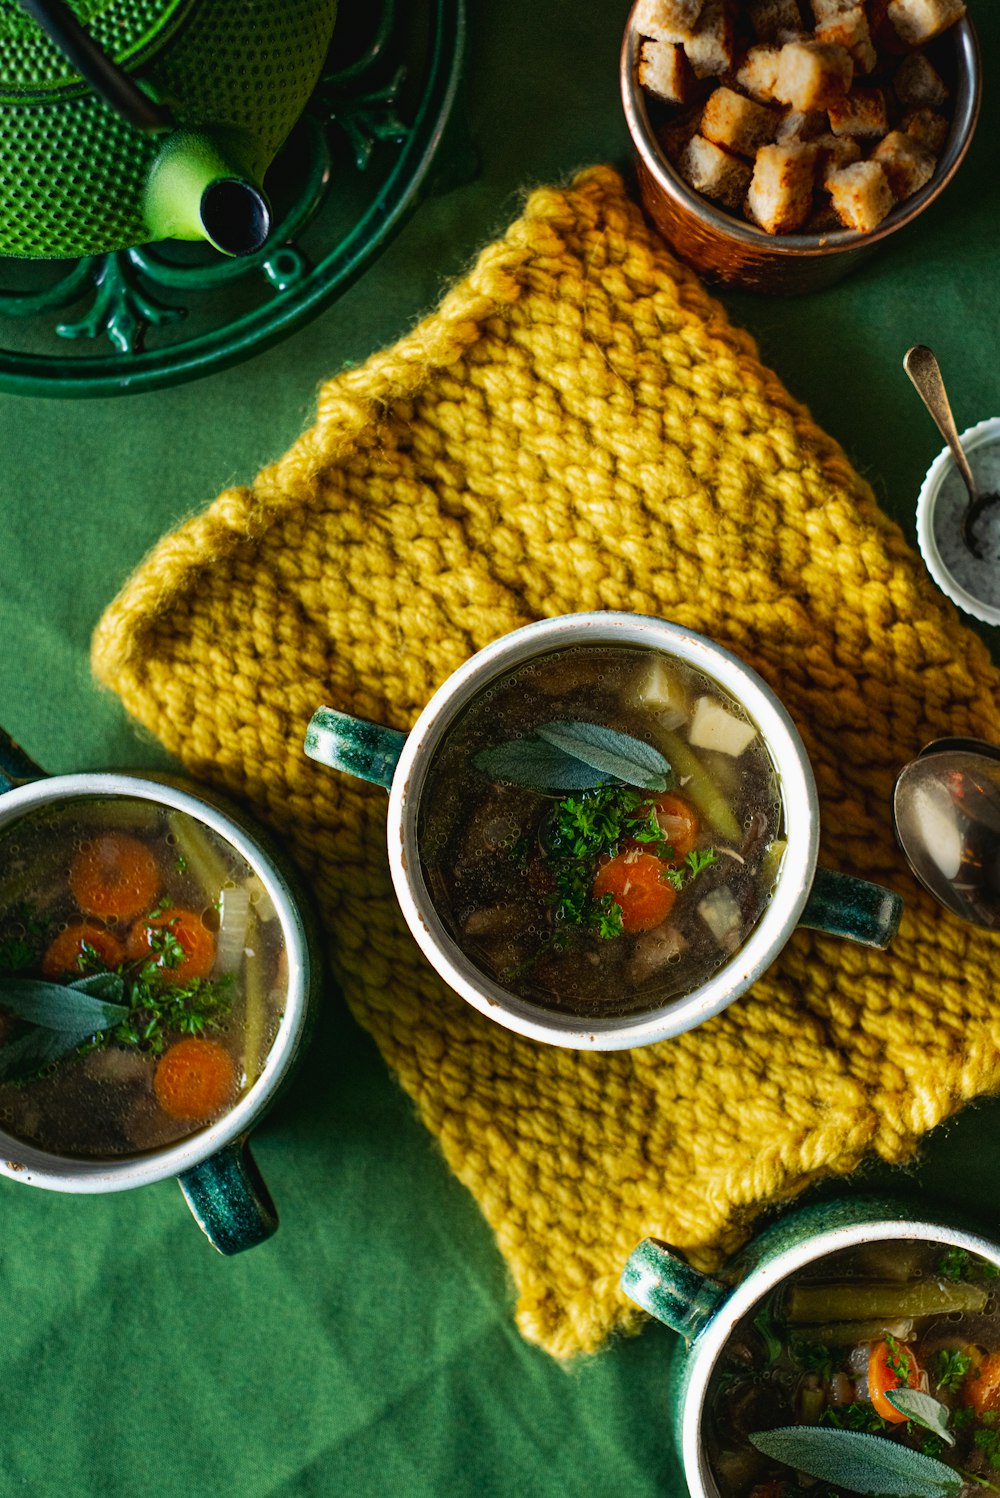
[0,773,310,1194]
[386,612,819,1050]
[683,1213,1000,1498]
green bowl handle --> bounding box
[0,728,47,794]
[800,866,903,949]
[178,1136,278,1255]
[620,1238,728,1339]
[304,707,407,791]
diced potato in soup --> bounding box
[418,645,785,1017]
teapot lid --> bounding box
[0,0,195,98]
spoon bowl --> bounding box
[893,741,1000,929]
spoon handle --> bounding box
[903,344,979,500]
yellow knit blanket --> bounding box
[93,166,1000,1360]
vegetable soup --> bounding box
[0,797,287,1158]
[705,1238,1000,1498]
[418,646,786,1016]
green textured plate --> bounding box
[0,0,466,396]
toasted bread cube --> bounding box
[828,86,889,138]
[632,0,706,41]
[639,39,696,102]
[893,51,948,108]
[774,40,853,111]
[810,0,858,19]
[678,134,753,209]
[827,159,894,229]
[776,108,828,141]
[656,104,705,165]
[872,128,937,197]
[813,130,863,182]
[683,0,734,77]
[816,6,877,72]
[902,105,949,152]
[701,86,780,156]
[747,141,817,231]
[887,0,965,45]
[732,44,781,102]
[748,0,802,41]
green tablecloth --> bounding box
[1,5,999,1494]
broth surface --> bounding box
[706,1238,1000,1498]
[419,645,785,1017]
[0,797,287,1159]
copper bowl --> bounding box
[620,8,981,295]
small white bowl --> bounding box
[916,416,1000,627]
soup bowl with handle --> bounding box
[620,1194,1000,1498]
[304,611,902,1051]
[0,728,318,1254]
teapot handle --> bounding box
[0,728,46,794]
[17,0,173,134]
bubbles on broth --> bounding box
[418,644,786,1018]
[0,796,289,1160]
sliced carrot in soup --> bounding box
[70,834,159,921]
[154,1037,236,1120]
[126,907,216,982]
[592,851,676,932]
[41,923,125,979]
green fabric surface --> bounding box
[1,3,999,1494]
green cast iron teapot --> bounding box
[0,0,339,259]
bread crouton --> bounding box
[748,0,802,42]
[893,51,948,109]
[827,159,894,229]
[815,6,877,73]
[813,131,863,183]
[656,106,705,164]
[776,108,827,141]
[747,141,817,231]
[810,0,858,19]
[828,87,889,138]
[683,0,734,77]
[887,0,966,46]
[632,0,706,42]
[773,40,853,111]
[701,85,780,156]
[901,105,949,153]
[678,134,753,210]
[732,44,781,102]
[872,129,937,198]
[639,39,696,102]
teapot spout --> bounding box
[143,131,271,257]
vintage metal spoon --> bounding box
[893,738,1000,929]
[903,344,1000,560]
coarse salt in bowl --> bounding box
[916,417,1000,627]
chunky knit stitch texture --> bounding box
[93,166,1000,1360]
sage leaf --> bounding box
[749,1426,963,1498]
[473,738,616,791]
[0,973,128,1032]
[0,1026,87,1085]
[535,721,672,792]
[885,1389,956,1446]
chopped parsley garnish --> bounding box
[933,1347,974,1394]
[543,786,715,939]
[938,1247,971,1281]
[794,1341,834,1382]
[885,1332,911,1384]
[952,1405,976,1431]
[975,1427,1000,1468]
[819,1401,889,1433]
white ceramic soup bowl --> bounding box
[0,734,317,1253]
[620,1194,1000,1498]
[305,612,902,1050]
